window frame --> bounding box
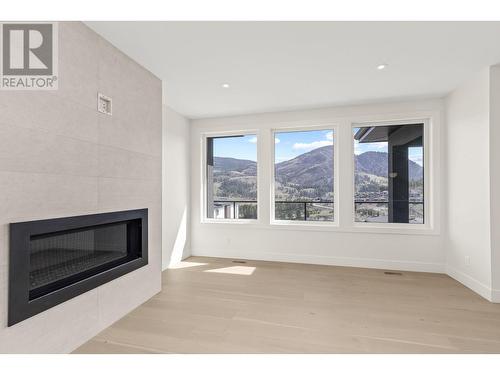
[201,130,261,224]
[350,118,432,231]
[198,113,439,236]
[270,124,339,227]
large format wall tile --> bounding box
[0,265,7,323]
[98,145,161,181]
[0,122,99,177]
[0,226,7,267]
[97,36,160,109]
[57,22,99,110]
[0,279,100,353]
[97,177,161,211]
[0,171,99,222]
[0,91,99,143]
[97,264,161,330]
[98,115,162,157]
[0,22,162,353]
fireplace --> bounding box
[8,209,148,326]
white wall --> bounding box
[162,106,191,269]
[0,22,162,353]
[445,69,493,300]
[489,65,500,299]
[190,99,445,272]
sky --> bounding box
[274,130,333,162]
[212,130,333,163]
[212,129,423,166]
[213,135,258,161]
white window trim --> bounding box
[270,124,339,227]
[200,129,261,224]
[350,118,434,232]
[198,111,440,236]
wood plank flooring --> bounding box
[74,256,500,353]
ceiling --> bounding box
[86,22,500,119]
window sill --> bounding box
[270,220,338,228]
[270,222,437,235]
[201,218,261,225]
[199,219,438,236]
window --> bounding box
[353,123,424,224]
[206,134,258,220]
[273,129,335,222]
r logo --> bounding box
[2,23,53,76]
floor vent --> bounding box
[384,271,403,276]
[232,260,247,264]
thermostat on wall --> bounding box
[97,93,112,115]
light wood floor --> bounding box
[74,256,500,353]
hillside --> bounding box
[274,146,333,200]
[213,157,257,200]
[356,151,423,181]
[212,146,423,201]
[214,157,256,175]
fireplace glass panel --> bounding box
[29,219,140,299]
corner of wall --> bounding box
[444,67,496,302]
[489,64,500,294]
[162,103,191,270]
[446,264,493,302]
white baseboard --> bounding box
[445,265,493,302]
[491,289,500,303]
[191,248,445,273]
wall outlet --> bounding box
[465,256,471,266]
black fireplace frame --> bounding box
[8,208,148,326]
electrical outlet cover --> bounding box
[97,93,112,115]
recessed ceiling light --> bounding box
[221,83,230,88]
[377,64,388,70]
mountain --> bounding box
[356,151,387,177]
[355,151,423,181]
[213,157,257,200]
[214,157,256,175]
[274,146,333,199]
[212,146,423,201]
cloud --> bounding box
[293,140,332,151]
[292,131,334,152]
[354,143,363,155]
[249,137,279,144]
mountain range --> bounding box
[213,145,423,200]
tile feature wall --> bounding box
[0,22,162,353]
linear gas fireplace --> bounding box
[8,209,148,326]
